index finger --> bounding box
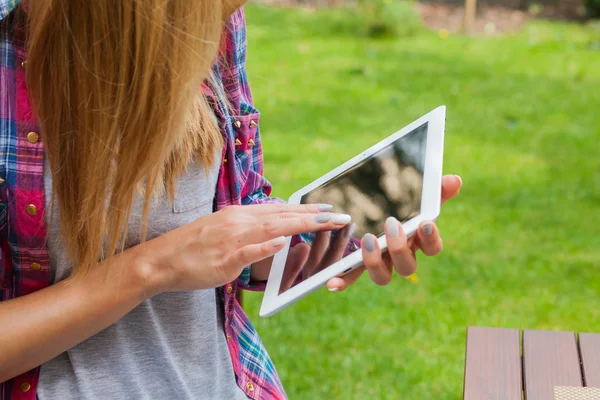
[242,212,353,246]
[241,202,334,216]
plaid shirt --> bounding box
[0,3,286,400]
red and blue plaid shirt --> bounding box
[0,3,286,399]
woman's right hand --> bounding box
[140,203,352,294]
[0,203,350,381]
[4,204,354,382]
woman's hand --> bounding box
[326,174,462,291]
[140,203,351,294]
[274,223,357,292]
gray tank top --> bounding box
[37,157,248,400]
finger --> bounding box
[230,202,335,217]
[280,243,311,292]
[326,266,365,292]
[409,236,419,253]
[246,212,353,245]
[362,234,392,286]
[383,251,393,268]
[228,236,287,269]
[416,221,443,257]
[302,230,331,278]
[315,223,357,274]
[385,217,417,277]
[441,175,462,205]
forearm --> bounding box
[0,245,158,382]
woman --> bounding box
[0,1,462,399]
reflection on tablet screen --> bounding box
[278,123,428,294]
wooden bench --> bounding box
[463,326,600,400]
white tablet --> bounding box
[259,106,446,317]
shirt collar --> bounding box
[1,0,20,21]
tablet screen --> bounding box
[277,123,429,294]
[301,122,428,238]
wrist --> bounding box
[128,242,173,298]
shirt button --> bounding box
[31,262,41,271]
[21,60,27,69]
[27,132,39,144]
[226,334,232,341]
[227,284,233,293]
[20,382,31,392]
[246,382,254,392]
[0,177,4,184]
[26,204,37,216]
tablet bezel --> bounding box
[259,106,446,318]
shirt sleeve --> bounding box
[236,124,298,291]
[229,7,361,291]
[227,8,286,291]
[228,8,357,292]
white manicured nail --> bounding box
[386,217,399,237]
[317,204,334,212]
[315,214,331,223]
[271,236,286,247]
[364,234,377,253]
[328,287,340,292]
[344,223,357,240]
[331,214,352,225]
[422,222,434,236]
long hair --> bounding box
[25,0,227,273]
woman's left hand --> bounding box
[326,174,462,291]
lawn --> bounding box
[241,4,600,399]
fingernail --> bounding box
[363,234,377,253]
[422,222,433,236]
[454,175,462,186]
[271,236,286,247]
[317,204,333,212]
[315,214,331,223]
[344,223,357,240]
[385,217,399,237]
[328,287,340,292]
[331,214,352,225]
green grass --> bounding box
[242,5,600,399]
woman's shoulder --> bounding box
[212,7,254,114]
[221,7,249,72]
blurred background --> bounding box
[241,0,600,398]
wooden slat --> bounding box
[463,326,522,400]
[523,330,583,400]
[578,333,600,387]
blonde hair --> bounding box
[25,0,227,273]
